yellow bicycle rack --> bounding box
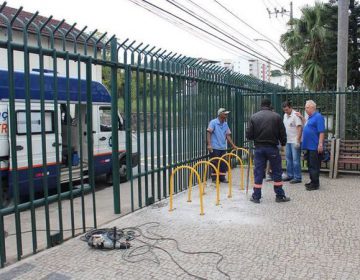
[231,147,254,192]
[221,153,244,192]
[169,166,205,215]
[191,161,220,205]
[208,157,232,200]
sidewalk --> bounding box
[1,171,360,279]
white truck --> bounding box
[0,69,138,200]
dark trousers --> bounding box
[306,150,321,186]
[253,146,285,199]
[209,149,227,181]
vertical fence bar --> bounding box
[124,64,133,211]
[155,56,161,200]
[172,61,178,193]
[23,21,37,254]
[135,52,142,208]
[149,55,155,202]
[6,21,22,260]
[86,57,97,227]
[161,56,167,198]
[111,38,121,214]
[49,26,65,243]
[76,55,85,232]
[178,64,184,190]
[143,54,150,204]
[65,52,75,236]
[167,59,172,195]
[37,27,52,248]
[185,63,195,175]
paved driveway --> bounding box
[1,172,359,279]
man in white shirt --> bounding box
[282,101,303,184]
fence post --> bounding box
[241,90,246,146]
[111,37,121,214]
[271,92,281,114]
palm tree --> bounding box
[280,2,331,90]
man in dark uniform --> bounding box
[246,98,290,203]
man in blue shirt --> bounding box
[207,108,236,182]
[296,100,325,191]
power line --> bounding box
[131,0,284,68]
[183,0,286,62]
[128,0,303,82]
[127,0,252,61]
[165,0,285,65]
[212,0,280,47]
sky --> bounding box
[4,0,319,71]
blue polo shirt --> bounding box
[207,118,231,150]
[302,112,325,151]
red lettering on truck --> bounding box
[1,123,7,133]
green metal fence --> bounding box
[0,4,286,267]
[241,90,360,142]
[240,90,360,173]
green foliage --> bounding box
[271,70,282,77]
[280,1,360,90]
[102,67,173,112]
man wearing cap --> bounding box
[246,98,290,203]
[207,108,237,183]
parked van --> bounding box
[0,69,138,200]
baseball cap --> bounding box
[218,108,230,115]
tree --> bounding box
[271,70,282,77]
[280,2,331,90]
[280,1,360,91]
[102,63,174,112]
[348,0,360,88]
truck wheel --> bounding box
[105,173,113,185]
[1,193,13,208]
[119,164,127,182]
[1,179,12,208]
[105,163,128,185]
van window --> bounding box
[99,107,124,131]
[99,107,112,132]
[16,110,54,134]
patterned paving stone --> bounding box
[0,172,360,279]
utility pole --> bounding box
[336,0,349,139]
[267,2,294,91]
[289,2,295,91]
